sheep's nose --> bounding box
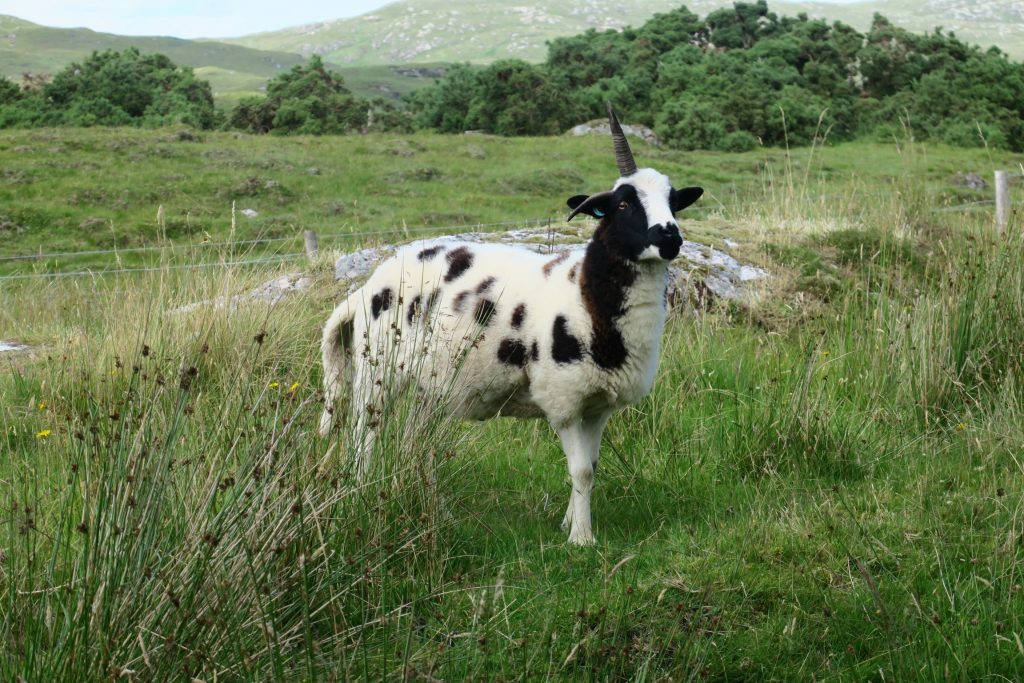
[655,223,680,240]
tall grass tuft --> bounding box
[0,264,479,680]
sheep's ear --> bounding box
[567,195,588,211]
[567,191,614,221]
[670,186,704,213]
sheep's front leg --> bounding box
[556,414,610,546]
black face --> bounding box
[566,184,703,262]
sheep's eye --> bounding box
[618,201,629,210]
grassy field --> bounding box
[2,129,1024,680]
[0,126,1018,276]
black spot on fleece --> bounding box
[444,247,474,282]
[551,315,583,363]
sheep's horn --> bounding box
[607,103,637,177]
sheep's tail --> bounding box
[319,291,359,437]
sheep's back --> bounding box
[351,241,602,421]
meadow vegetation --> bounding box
[0,125,1015,274]
[1,128,1023,680]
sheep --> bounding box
[319,104,703,545]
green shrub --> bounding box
[941,119,1008,149]
[407,2,1024,151]
[0,77,20,106]
[657,99,727,150]
[717,130,759,152]
[228,56,367,136]
[22,48,218,129]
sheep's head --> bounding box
[567,105,703,262]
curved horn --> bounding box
[607,103,637,177]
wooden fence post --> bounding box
[304,230,319,260]
[995,171,1010,231]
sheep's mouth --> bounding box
[648,224,682,260]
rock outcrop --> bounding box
[332,226,766,310]
[570,120,660,146]
[175,226,767,313]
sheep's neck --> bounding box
[580,232,667,370]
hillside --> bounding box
[0,15,439,105]
[225,0,1024,64]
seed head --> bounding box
[179,366,198,391]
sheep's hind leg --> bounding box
[556,413,610,546]
[348,364,382,482]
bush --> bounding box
[657,99,727,150]
[413,61,578,136]
[941,119,1008,149]
[409,64,479,133]
[0,49,218,130]
[0,78,20,106]
[405,1,1024,151]
[228,56,367,136]
[367,98,415,133]
[717,130,759,152]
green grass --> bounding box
[1,126,1020,276]
[1,129,1024,680]
[335,63,457,100]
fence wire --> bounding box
[0,218,552,264]
[0,218,562,281]
[0,255,308,281]
[0,188,1015,282]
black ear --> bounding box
[566,191,614,221]
[670,186,704,213]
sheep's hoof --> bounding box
[568,530,595,546]
[318,412,333,438]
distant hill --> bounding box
[224,0,1024,64]
[0,15,442,105]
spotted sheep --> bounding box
[320,105,703,545]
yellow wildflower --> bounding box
[955,423,967,432]
[289,382,300,394]
[38,401,46,412]
[36,429,51,439]
[269,381,280,389]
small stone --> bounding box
[78,217,106,229]
[570,120,661,146]
[950,172,987,190]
